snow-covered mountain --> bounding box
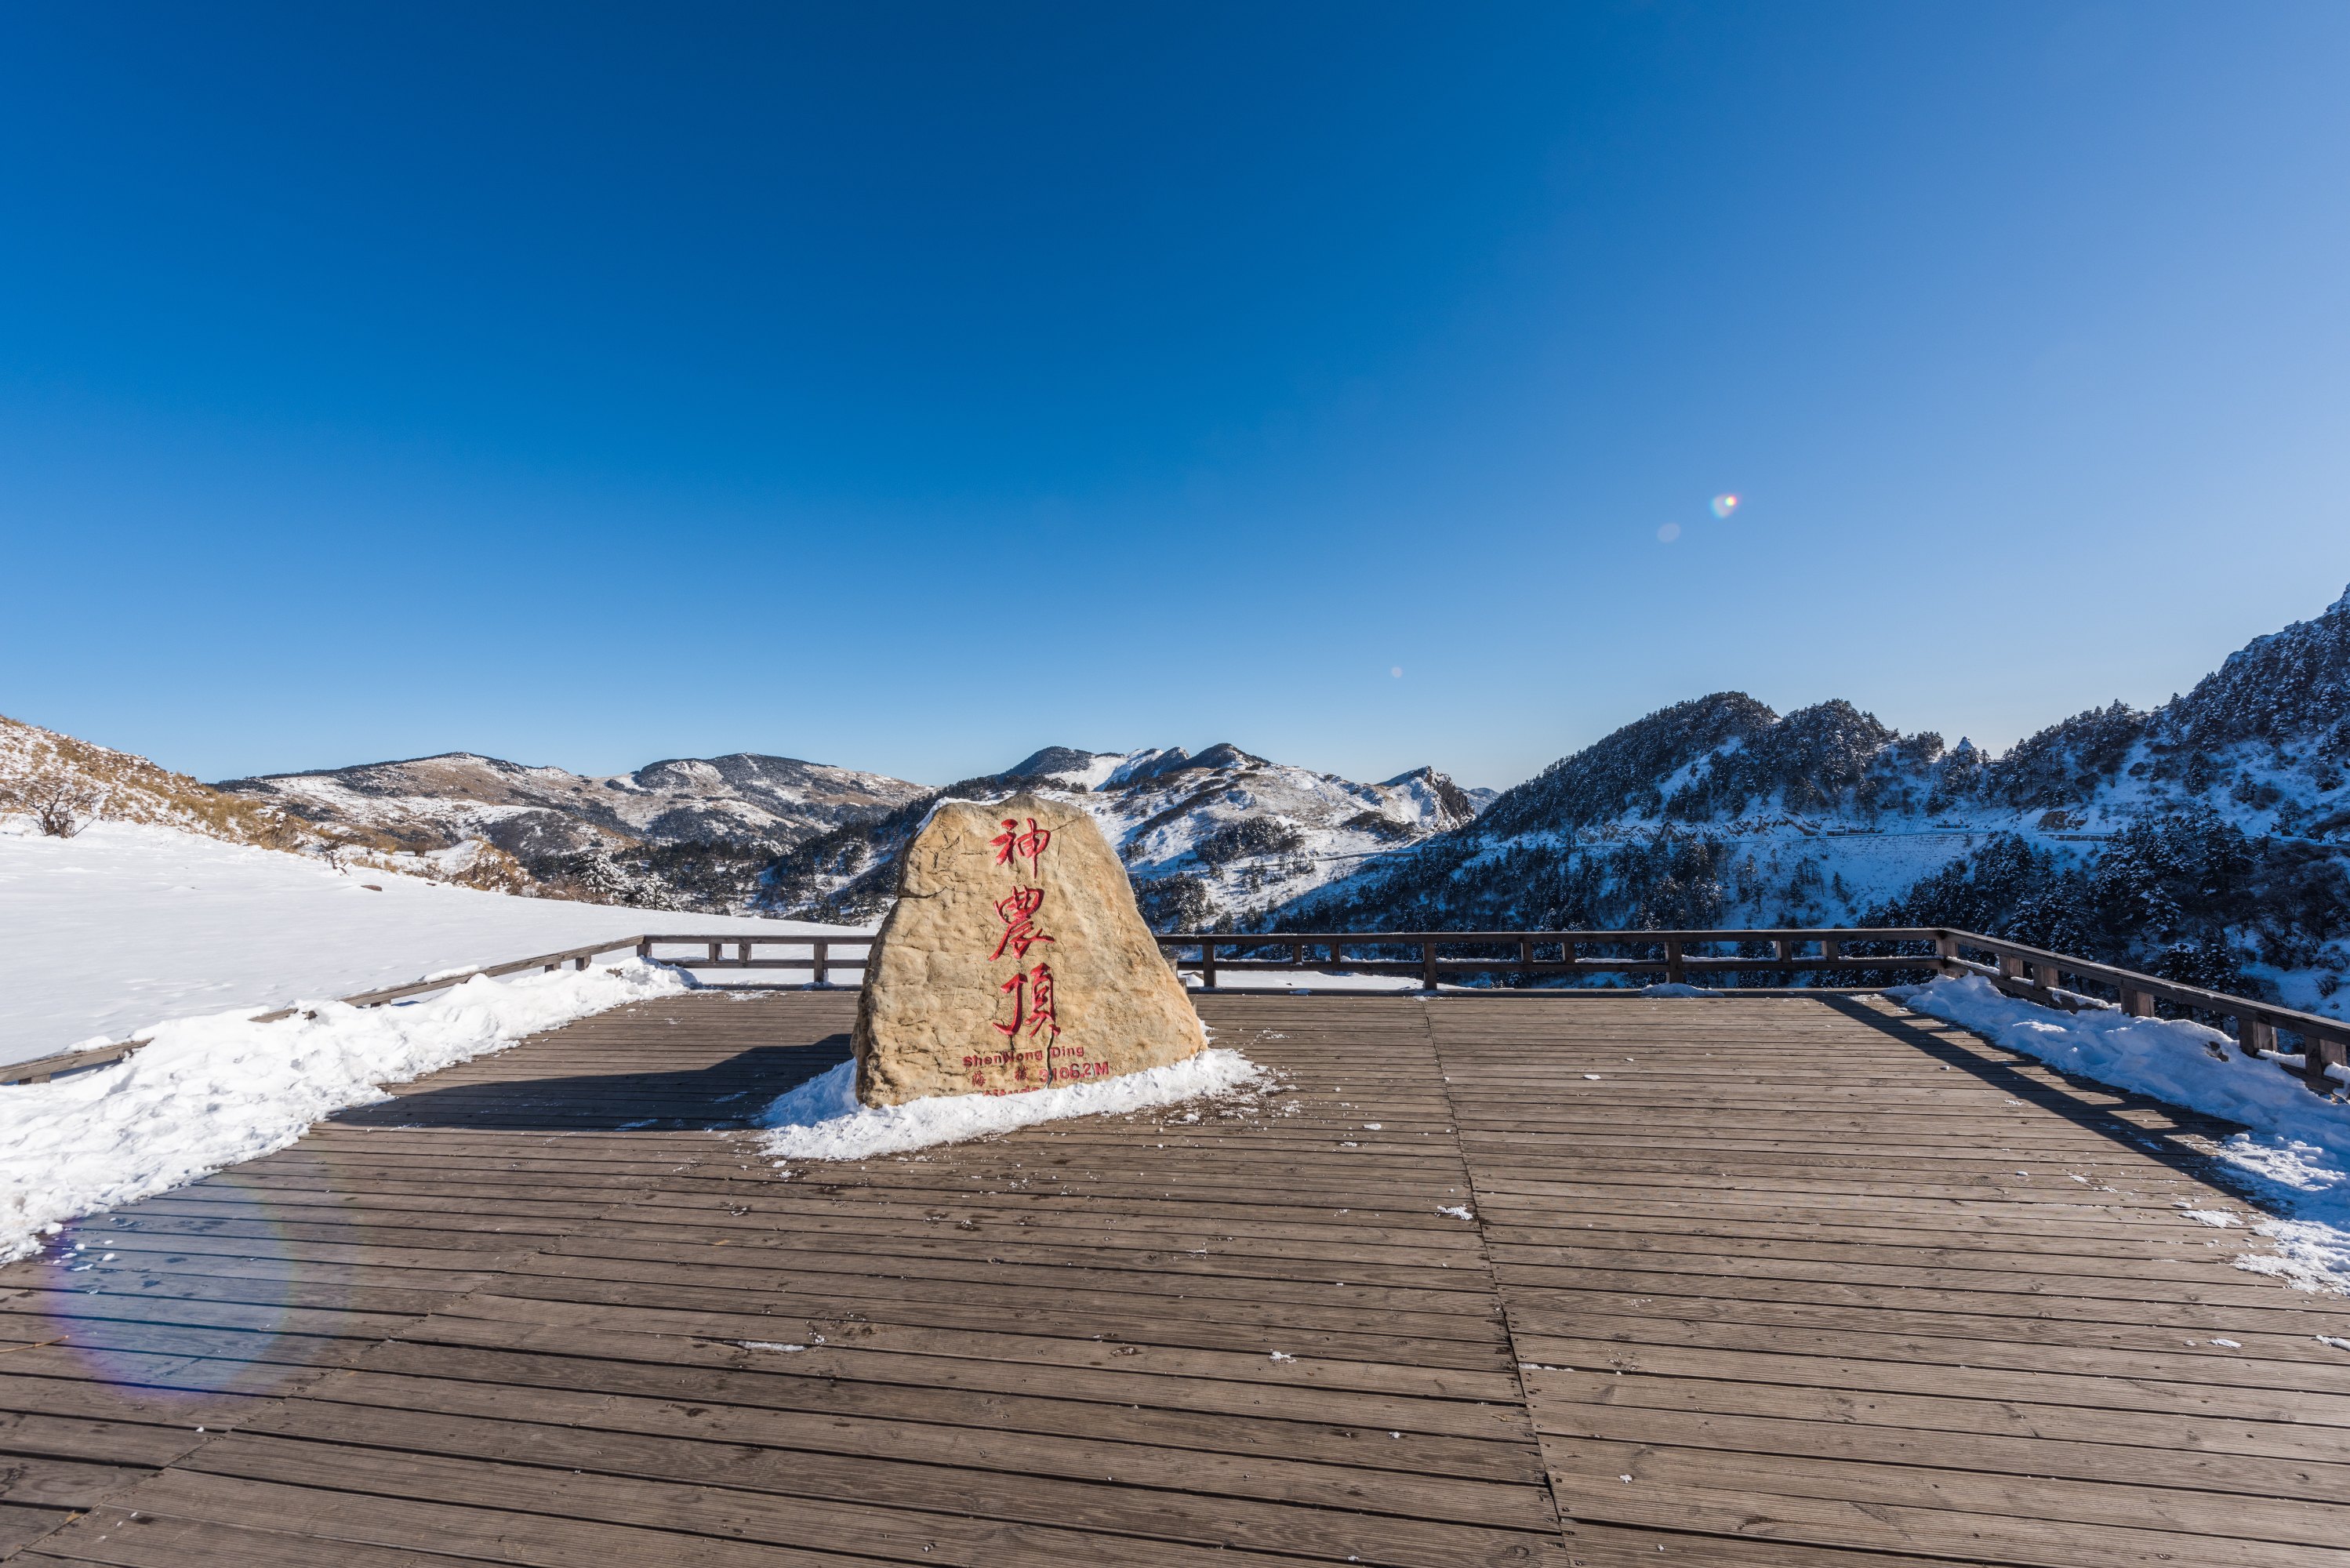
[756,743,1492,925]
[13,716,1496,924]
[3,712,305,850]
[45,578,2347,1024]
[1273,586,2350,1018]
[214,751,929,910]
[1,712,534,893]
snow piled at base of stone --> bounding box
[758,1047,1266,1161]
[0,957,691,1264]
[1892,975,2350,1294]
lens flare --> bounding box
[49,1163,314,1401]
[1656,523,1681,543]
[1710,493,1740,518]
[1389,666,1403,678]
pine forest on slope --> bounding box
[1273,585,2350,1021]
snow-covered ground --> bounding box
[1894,976,2350,1294]
[0,819,859,1065]
[2,958,694,1262]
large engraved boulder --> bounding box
[852,792,1203,1106]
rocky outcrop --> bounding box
[852,793,1202,1106]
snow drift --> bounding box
[0,957,691,1263]
[1893,975,2350,1293]
[758,1047,1267,1161]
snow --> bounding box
[757,1047,1266,1161]
[0,957,691,1262]
[0,819,859,1065]
[1182,969,1422,993]
[1892,975,2350,1292]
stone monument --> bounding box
[851,791,1204,1106]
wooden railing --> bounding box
[9,923,2344,1102]
[1155,927,1934,989]
[1153,926,2350,1096]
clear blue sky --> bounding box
[3,3,2346,790]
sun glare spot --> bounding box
[1710,493,1740,518]
[1656,523,1681,543]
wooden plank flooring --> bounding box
[1,989,2344,1566]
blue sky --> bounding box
[3,2,2346,790]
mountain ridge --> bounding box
[1269,584,2350,1018]
[753,744,1492,925]
[210,749,932,911]
[12,585,2346,1022]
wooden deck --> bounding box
[2,990,2345,1566]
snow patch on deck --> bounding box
[0,958,692,1262]
[1893,975,2350,1292]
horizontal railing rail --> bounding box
[0,931,875,1087]
[1930,929,2350,1096]
[1153,927,1945,989]
[634,934,874,985]
[11,922,2343,1104]
[1153,925,2350,1096]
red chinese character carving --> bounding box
[990,886,1055,961]
[991,816,1052,868]
[993,968,1026,1038]
[1026,961,1059,1041]
[993,963,1061,1045]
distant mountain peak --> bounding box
[1000,746,1110,781]
[760,742,1486,926]
[212,747,929,911]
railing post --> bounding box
[1421,938,1439,991]
[1520,937,1535,967]
[1200,939,1217,990]
[812,941,827,987]
[1663,940,1684,985]
[573,955,589,971]
[1291,942,1304,968]
[2119,985,2156,1018]
[1329,939,1344,971]
[2305,1036,2345,1098]
[1999,953,2026,984]
[706,941,721,964]
[2241,1016,2276,1059]
[1933,933,1959,977]
[636,938,652,960]
[2032,960,2062,992]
